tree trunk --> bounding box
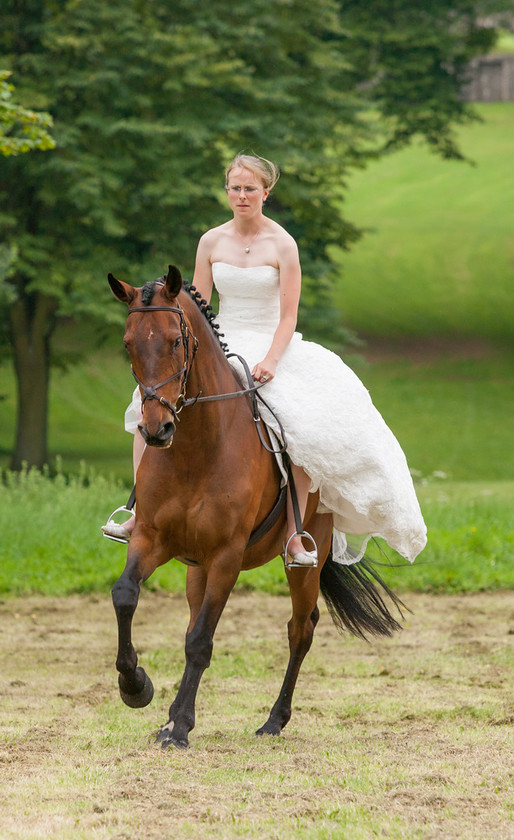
[9,289,56,470]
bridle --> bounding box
[127,303,198,423]
[126,296,287,454]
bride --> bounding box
[103,153,426,568]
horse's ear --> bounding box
[163,265,183,300]
[108,273,136,304]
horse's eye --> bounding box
[173,337,182,349]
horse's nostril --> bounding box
[137,424,149,443]
[137,423,174,447]
[159,422,175,441]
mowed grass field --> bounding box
[1,590,512,840]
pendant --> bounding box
[244,247,250,253]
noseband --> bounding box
[127,303,198,423]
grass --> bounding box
[0,466,512,597]
[333,103,514,341]
[495,28,514,54]
[0,347,136,484]
[1,589,512,839]
[372,480,514,594]
[349,346,514,482]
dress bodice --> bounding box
[211,262,280,335]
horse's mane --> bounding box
[184,281,229,355]
[142,278,229,355]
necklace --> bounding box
[239,229,260,254]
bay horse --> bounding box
[108,265,404,749]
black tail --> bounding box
[320,548,407,640]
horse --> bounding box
[108,265,405,749]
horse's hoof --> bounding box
[256,721,282,737]
[118,667,154,708]
[156,727,189,750]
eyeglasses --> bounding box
[225,186,262,195]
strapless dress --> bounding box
[125,262,427,565]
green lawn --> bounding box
[0,465,512,597]
[333,103,514,341]
[2,342,513,483]
[349,347,514,482]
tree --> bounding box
[0,70,55,156]
[0,0,504,468]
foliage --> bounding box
[0,0,368,322]
[337,0,499,159]
[0,70,54,156]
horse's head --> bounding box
[108,265,196,448]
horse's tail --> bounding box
[319,546,407,640]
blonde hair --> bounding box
[225,153,280,192]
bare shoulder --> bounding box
[197,222,230,252]
[266,219,299,264]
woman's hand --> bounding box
[252,357,277,384]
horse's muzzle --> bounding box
[138,421,175,448]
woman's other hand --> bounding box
[252,357,277,384]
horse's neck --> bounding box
[190,341,240,401]
[185,302,242,417]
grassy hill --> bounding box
[332,103,514,342]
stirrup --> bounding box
[283,531,318,568]
[101,506,134,544]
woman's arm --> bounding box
[252,239,301,382]
[192,232,214,304]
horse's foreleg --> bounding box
[159,566,206,732]
[185,565,208,631]
[157,555,240,749]
[111,545,159,708]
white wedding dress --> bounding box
[125,262,427,565]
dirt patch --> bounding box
[0,590,512,839]
[359,335,497,365]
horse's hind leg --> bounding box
[256,515,331,737]
[256,574,320,736]
[111,542,162,708]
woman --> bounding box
[103,153,427,567]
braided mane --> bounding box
[147,276,229,355]
[183,281,229,355]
